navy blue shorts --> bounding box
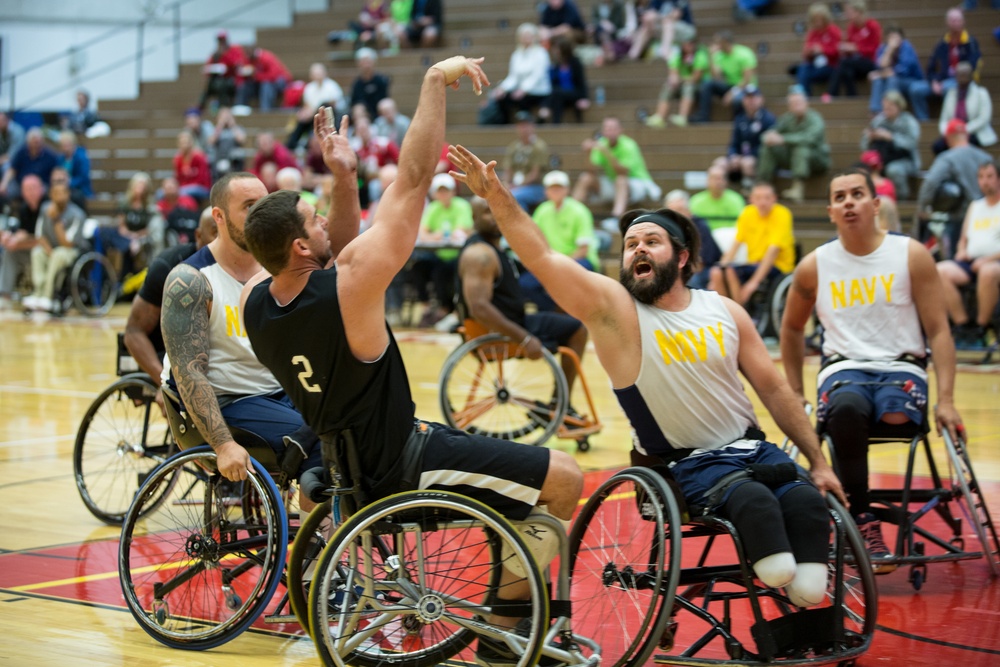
[955,260,976,281]
[670,441,809,510]
[730,264,781,285]
[525,312,582,353]
[817,369,927,426]
[221,392,322,476]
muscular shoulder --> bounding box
[458,242,499,276]
[163,263,213,318]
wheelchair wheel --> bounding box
[768,273,794,339]
[288,499,334,636]
[568,467,682,667]
[943,435,1000,577]
[439,333,568,447]
[310,490,548,667]
[70,251,118,317]
[119,446,288,650]
[825,497,878,656]
[74,373,176,525]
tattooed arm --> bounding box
[162,264,252,482]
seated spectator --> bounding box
[56,130,92,211]
[868,25,929,120]
[540,37,590,124]
[792,3,841,98]
[182,107,214,150]
[199,31,245,111]
[492,23,552,124]
[709,181,794,306]
[589,0,634,65]
[696,30,758,123]
[253,132,299,187]
[157,176,201,245]
[100,172,164,280]
[663,188,721,289]
[859,150,897,202]
[302,134,331,193]
[157,177,199,217]
[827,0,881,100]
[24,181,86,313]
[350,48,391,120]
[629,1,695,62]
[926,8,981,101]
[501,111,550,211]
[206,107,247,180]
[173,130,212,202]
[645,33,708,128]
[350,115,400,204]
[238,46,291,112]
[690,164,746,248]
[860,91,920,200]
[275,167,318,207]
[758,89,830,203]
[0,112,25,178]
[0,175,43,306]
[62,89,100,137]
[347,0,396,50]
[286,63,346,150]
[936,160,1000,345]
[401,0,443,48]
[933,61,996,156]
[573,116,662,219]
[720,84,775,192]
[539,0,588,46]
[373,97,411,145]
[0,128,59,199]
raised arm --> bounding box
[779,252,819,400]
[161,264,250,482]
[313,109,359,260]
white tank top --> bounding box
[964,197,1000,259]
[815,233,927,386]
[614,290,758,455]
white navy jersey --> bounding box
[964,196,1000,259]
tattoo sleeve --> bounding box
[161,264,232,450]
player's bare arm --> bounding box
[779,252,819,400]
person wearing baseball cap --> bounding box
[199,29,246,111]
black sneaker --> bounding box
[855,512,898,574]
[475,636,519,667]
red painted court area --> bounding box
[1,469,998,666]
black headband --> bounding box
[625,213,687,245]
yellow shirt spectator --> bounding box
[734,200,796,274]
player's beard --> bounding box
[221,208,248,252]
[619,253,680,305]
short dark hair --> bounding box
[828,167,877,201]
[210,171,257,212]
[619,208,702,283]
[979,160,999,177]
[244,189,305,275]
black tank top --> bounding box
[456,234,526,326]
[244,266,415,485]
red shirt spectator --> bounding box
[249,47,291,83]
[847,17,882,62]
[351,117,400,180]
[173,132,211,198]
[252,132,298,176]
[205,35,247,81]
[157,177,199,216]
[803,23,842,68]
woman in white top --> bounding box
[493,23,552,123]
[286,63,346,150]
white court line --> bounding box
[0,433,78,448]
[0,385,98,399]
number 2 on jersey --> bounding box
[292,355,322,393]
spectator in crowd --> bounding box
[859,150,897,202]
[0,112,25,177]
[346,0,396,50]
[733,0,777,22]
[401,0,443,47]
[721,84,775,192]
[0,175,43,306]
[101,172,164,280]
[933,60,996,155]
[239,46,291,112]
[936,160,1000,346]
[157,176,198,216]
[629,1,695,62]
[286,63,346,150]
[539,0,588,45]
[926,7,981,101]
[827,0,881,100]
[793,3,841,98]
[0,128,59,199]
[589,0,634,64]
[758,89,830,203]
[23,181,85,313]
[302,133,331,192]
[350,48,391,119]
[573,116,662,219]
[493,23,553,123]
[173,130,212,202]
[199,31,245,111]
[63,89,100,137]
[868,25,929,119]
[56,130,92,211]
[697,30,758,123]
[206,106,247,180]
[501,111,550,211]
[523,170,599,311]
[709,181,795,306]
[690,164,747,245]
[182,107,214,150]
[540,37,590,124]
[645,33,708,128]
[860,90,920,200]
[275,166,317,207]
[663,188,721,289]
[373,97,411,145]
[253,132,299,186]
[351,115,400,204]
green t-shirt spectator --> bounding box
[689,189,746,231]
[420,197,474,260]
[590,135,653,183]
[712,44,758,86]
[390,0,413,23]
[669,45,710,78]
[532,197,599,268]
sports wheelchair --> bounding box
[568,464,876,667]
[438,318,603,450]
[819,381,1000,590]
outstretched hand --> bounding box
[448,144,502,199]
[430,56,490,94]
[314,108,357,175]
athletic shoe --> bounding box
[644,114,666,128]
[855,512,897,574]
[669,114,688,127]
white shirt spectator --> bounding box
[304,78,347,114]
[499,45,553,97]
